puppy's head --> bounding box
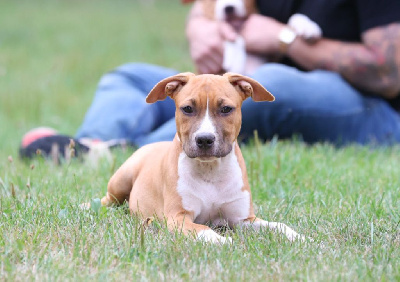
[201,0,255,30]
[146,73,274,161]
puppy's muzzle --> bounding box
[195,133,216,149]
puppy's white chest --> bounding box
[176,151,250,226]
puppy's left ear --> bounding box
[224,73,275,102]
[146,72,195,103]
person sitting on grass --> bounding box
[20,0,400,160]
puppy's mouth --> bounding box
[185,149,223,160]
[225,15,247,31]
[183,143,233,160]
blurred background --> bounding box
[0,0,192,158]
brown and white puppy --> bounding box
[95,73,306,243]
[201,0,256,31]
[195,0,322,74]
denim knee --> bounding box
[253,63,296,76]
[252,63,299,82]
[115,62,164,74]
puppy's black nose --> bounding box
[224,5,235,15]
[196,133,215,149]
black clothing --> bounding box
[256,0,400,107]
[256,0,400,42]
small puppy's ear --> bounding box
[146,72,195,103]
[224,72,275,102]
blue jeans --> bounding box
[76,63,400,146]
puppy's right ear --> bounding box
[146,72,195,104]
[224,72,275,102]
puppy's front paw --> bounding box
[223,37,246,73]
[285,229,316,244]
[286,230,306,242]
[288,13,322,40]
[197,229,232,244]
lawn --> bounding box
[0,0,399,281]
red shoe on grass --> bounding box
[19,127,134,163]
[19,127,89,160]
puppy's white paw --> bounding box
[288,13,322,40]
[284,229,317,244]
[285,229,307,242]
[223,36,246,74]
[197,229,232,244]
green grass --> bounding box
[1,1,399,281]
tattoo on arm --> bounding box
[319,23,400,97]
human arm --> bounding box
[185,2,237,74]
[241,15,400,98]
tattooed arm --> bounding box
[288,23,400,98]
[241,15,400,98]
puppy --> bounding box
[87,72,307,244]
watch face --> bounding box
[278,27,297,54]
[280,27,296,44]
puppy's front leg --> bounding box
[287,13,322,41]
[167,212,232,244]
[241,217,306,242]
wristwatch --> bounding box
[278,26,297,55]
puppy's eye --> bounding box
[221,106,233,114]
[181,106,194,114]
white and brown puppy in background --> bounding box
[195,0,322,74]
[90,72,307,244]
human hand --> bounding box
[240,14,285,56]
[186,17,237,74]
